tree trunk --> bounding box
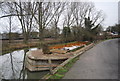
[38,2,43,42]
[23,32,29,44]
[55,22,58,39]
[9,16,12,43]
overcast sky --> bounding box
[92,0,119,29]
[0,0,119,33]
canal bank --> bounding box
[0,39,108,80]
[0,41,89,80]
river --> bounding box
[0,48,49,80]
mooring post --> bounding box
[48,58,53,75]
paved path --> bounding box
[63,39,119,79]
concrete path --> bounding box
[63,39,119,79]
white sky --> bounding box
[93,0,119,29]
[0,0,119,33]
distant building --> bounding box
[118,1,120,24]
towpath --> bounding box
[63,39,119,79]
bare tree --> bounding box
[0,2,15,43]
[7,3,14,43]
[50,2,66,39]
[33,2,64,41]
[72,2,104,28]
[81,2,104,29]
[63,3,75,28]
[0,1,105,43]
[13,2,37,43]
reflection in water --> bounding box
[0,50,24,80]
[10,53,15,79]
[0,48,49,80]
[19,48,29,80]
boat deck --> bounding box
[27,49,74,60]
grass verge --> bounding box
[47,56,79,80]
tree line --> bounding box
[0,1,104,44]
[106,24,120,35]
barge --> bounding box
[25,41,87,71]
[25,49,72,71]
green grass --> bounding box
[49,73,64,79]
[65,57,79,69]
[86,42,91,45]
[57,67,68,74]
[48,57,79,79]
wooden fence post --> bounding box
[48,58,53,75]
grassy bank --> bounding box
[2,38,90,55]
[2,39,62,55]
[2,42,39,55]
[1,39,82,55]
[47,56,79,80]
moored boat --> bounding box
[25,49,71,71]
[25,42,87,71]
